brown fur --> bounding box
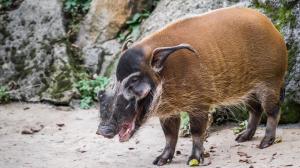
[133,7,287,118]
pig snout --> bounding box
[96,124,116,139]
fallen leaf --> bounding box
[189,159,200,166]
[56,123,65,127]
[239,158,252,164]
[76,148,87,153]
[283,164,293,167]
[203,151,210,158]
[23,107,30,110]
[21,122,44,134]
[76,145,87,153]
[30,123,44,132]
[21,127,33,134]
[274,137,283,144]
[237,151,247,157]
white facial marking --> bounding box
[119,72,141,101]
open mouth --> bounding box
[118,117,136,142]
[118,121,136,142]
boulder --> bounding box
[285,1,300,104]
[82,39,121,76]
[77,0,155,74]
[0,0,76,104]
[140,0,250,38]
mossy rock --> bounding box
[280,99,300,124]
[214,100,300,125]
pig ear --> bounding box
[150,43,197,72]
[121,39,133,52]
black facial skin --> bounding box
[97,90,138,138]
[97,83,155,136]
[97,48,155,140]
[96,91,116,138]
[97,86,154,139]
[116,48,144,81]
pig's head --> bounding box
[97,41,196,142]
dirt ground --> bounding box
[0,103,299,168]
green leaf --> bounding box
[0,86,10,104]
[80,97,93,109]
[233,120,248,134]
[126,13,142,24]
[75,76,110,109]
[130,25,141,40]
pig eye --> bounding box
[127,76,140,90]
[131,76,139,83]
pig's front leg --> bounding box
[153,115,180,166]
[187,112,209,165]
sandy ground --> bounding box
[0,103,299,168]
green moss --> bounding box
[214,100,300,124]
[0,22,11,45]
[280,98,300,123]
[287,44,298,79]
[18,40,30,50]
[65,40,87,81]
[0,85,10,104]
[10,46,16,56]
[252,0,297,32]
[103,60,116,77]
[29,48,36,59]
[0,0,23,11]
[63,0,92,43]
[37,39,76,99]
[46,63,74,99]
[179,112,190,137]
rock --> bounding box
[0,0,77,104]
[140,0,250,38]
[82,39,121,75]
[77,0,154,48]
[239,158,253,164]
[285,2,300,104]
[69,99,81,109]
[21,127,33,134]
[77,0,154,74]
[21,122,44,134]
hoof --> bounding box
[258,136,275,149]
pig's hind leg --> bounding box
[187,112,209,165]
[258,88,282,149]
[153,115,180,166]
[236,94,263,142]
